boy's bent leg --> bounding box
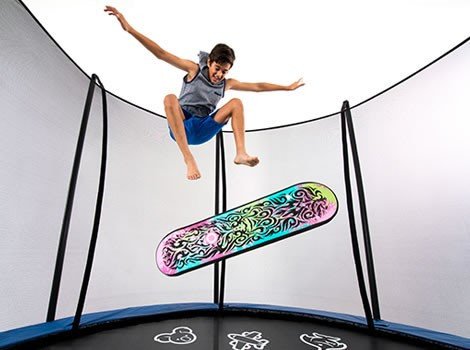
[213,98,259,167]
[164,94,201,180]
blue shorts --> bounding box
[169,108,226,145]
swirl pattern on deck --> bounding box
[156,182,338,276]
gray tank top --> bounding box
[178,51,225,117]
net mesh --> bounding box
[1,0,468,340]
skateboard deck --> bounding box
[156,182,338,276]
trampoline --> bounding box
[1,1,469,349]
[16,306,455,350]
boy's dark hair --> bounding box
[209,43,236,67]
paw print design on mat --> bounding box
[300,332,347,349]
[154,326,197,345]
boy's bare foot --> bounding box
[234,153,259,167]
[185,157,201,180]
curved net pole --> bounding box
[218,132,227,311]
[341,101,374,330]
[213,131,228,310]
[46,74,108,324]
[72,75,108,329]
[213,134,221,304]
[344,102,381,320]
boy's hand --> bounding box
[288,78,305,91]
[104,6,132,32]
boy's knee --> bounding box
[164,94,178,108]
[230,98,243,109]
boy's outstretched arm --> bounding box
[104,6,197,74]
[225,78,305,92]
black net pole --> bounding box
[344,103,381,320]
[72,75,108,329]
[47,74,97,322]
[341,101,375,330]
[213,133,221,304]
[218,132,227,311]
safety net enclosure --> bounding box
[0,1,469,349]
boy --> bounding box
[105,6,304,180]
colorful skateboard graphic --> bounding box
[156,182,338,276]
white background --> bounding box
[21,0,470,129]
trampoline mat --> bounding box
[35,315,437,350]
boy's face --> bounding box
[207,60,231,84]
